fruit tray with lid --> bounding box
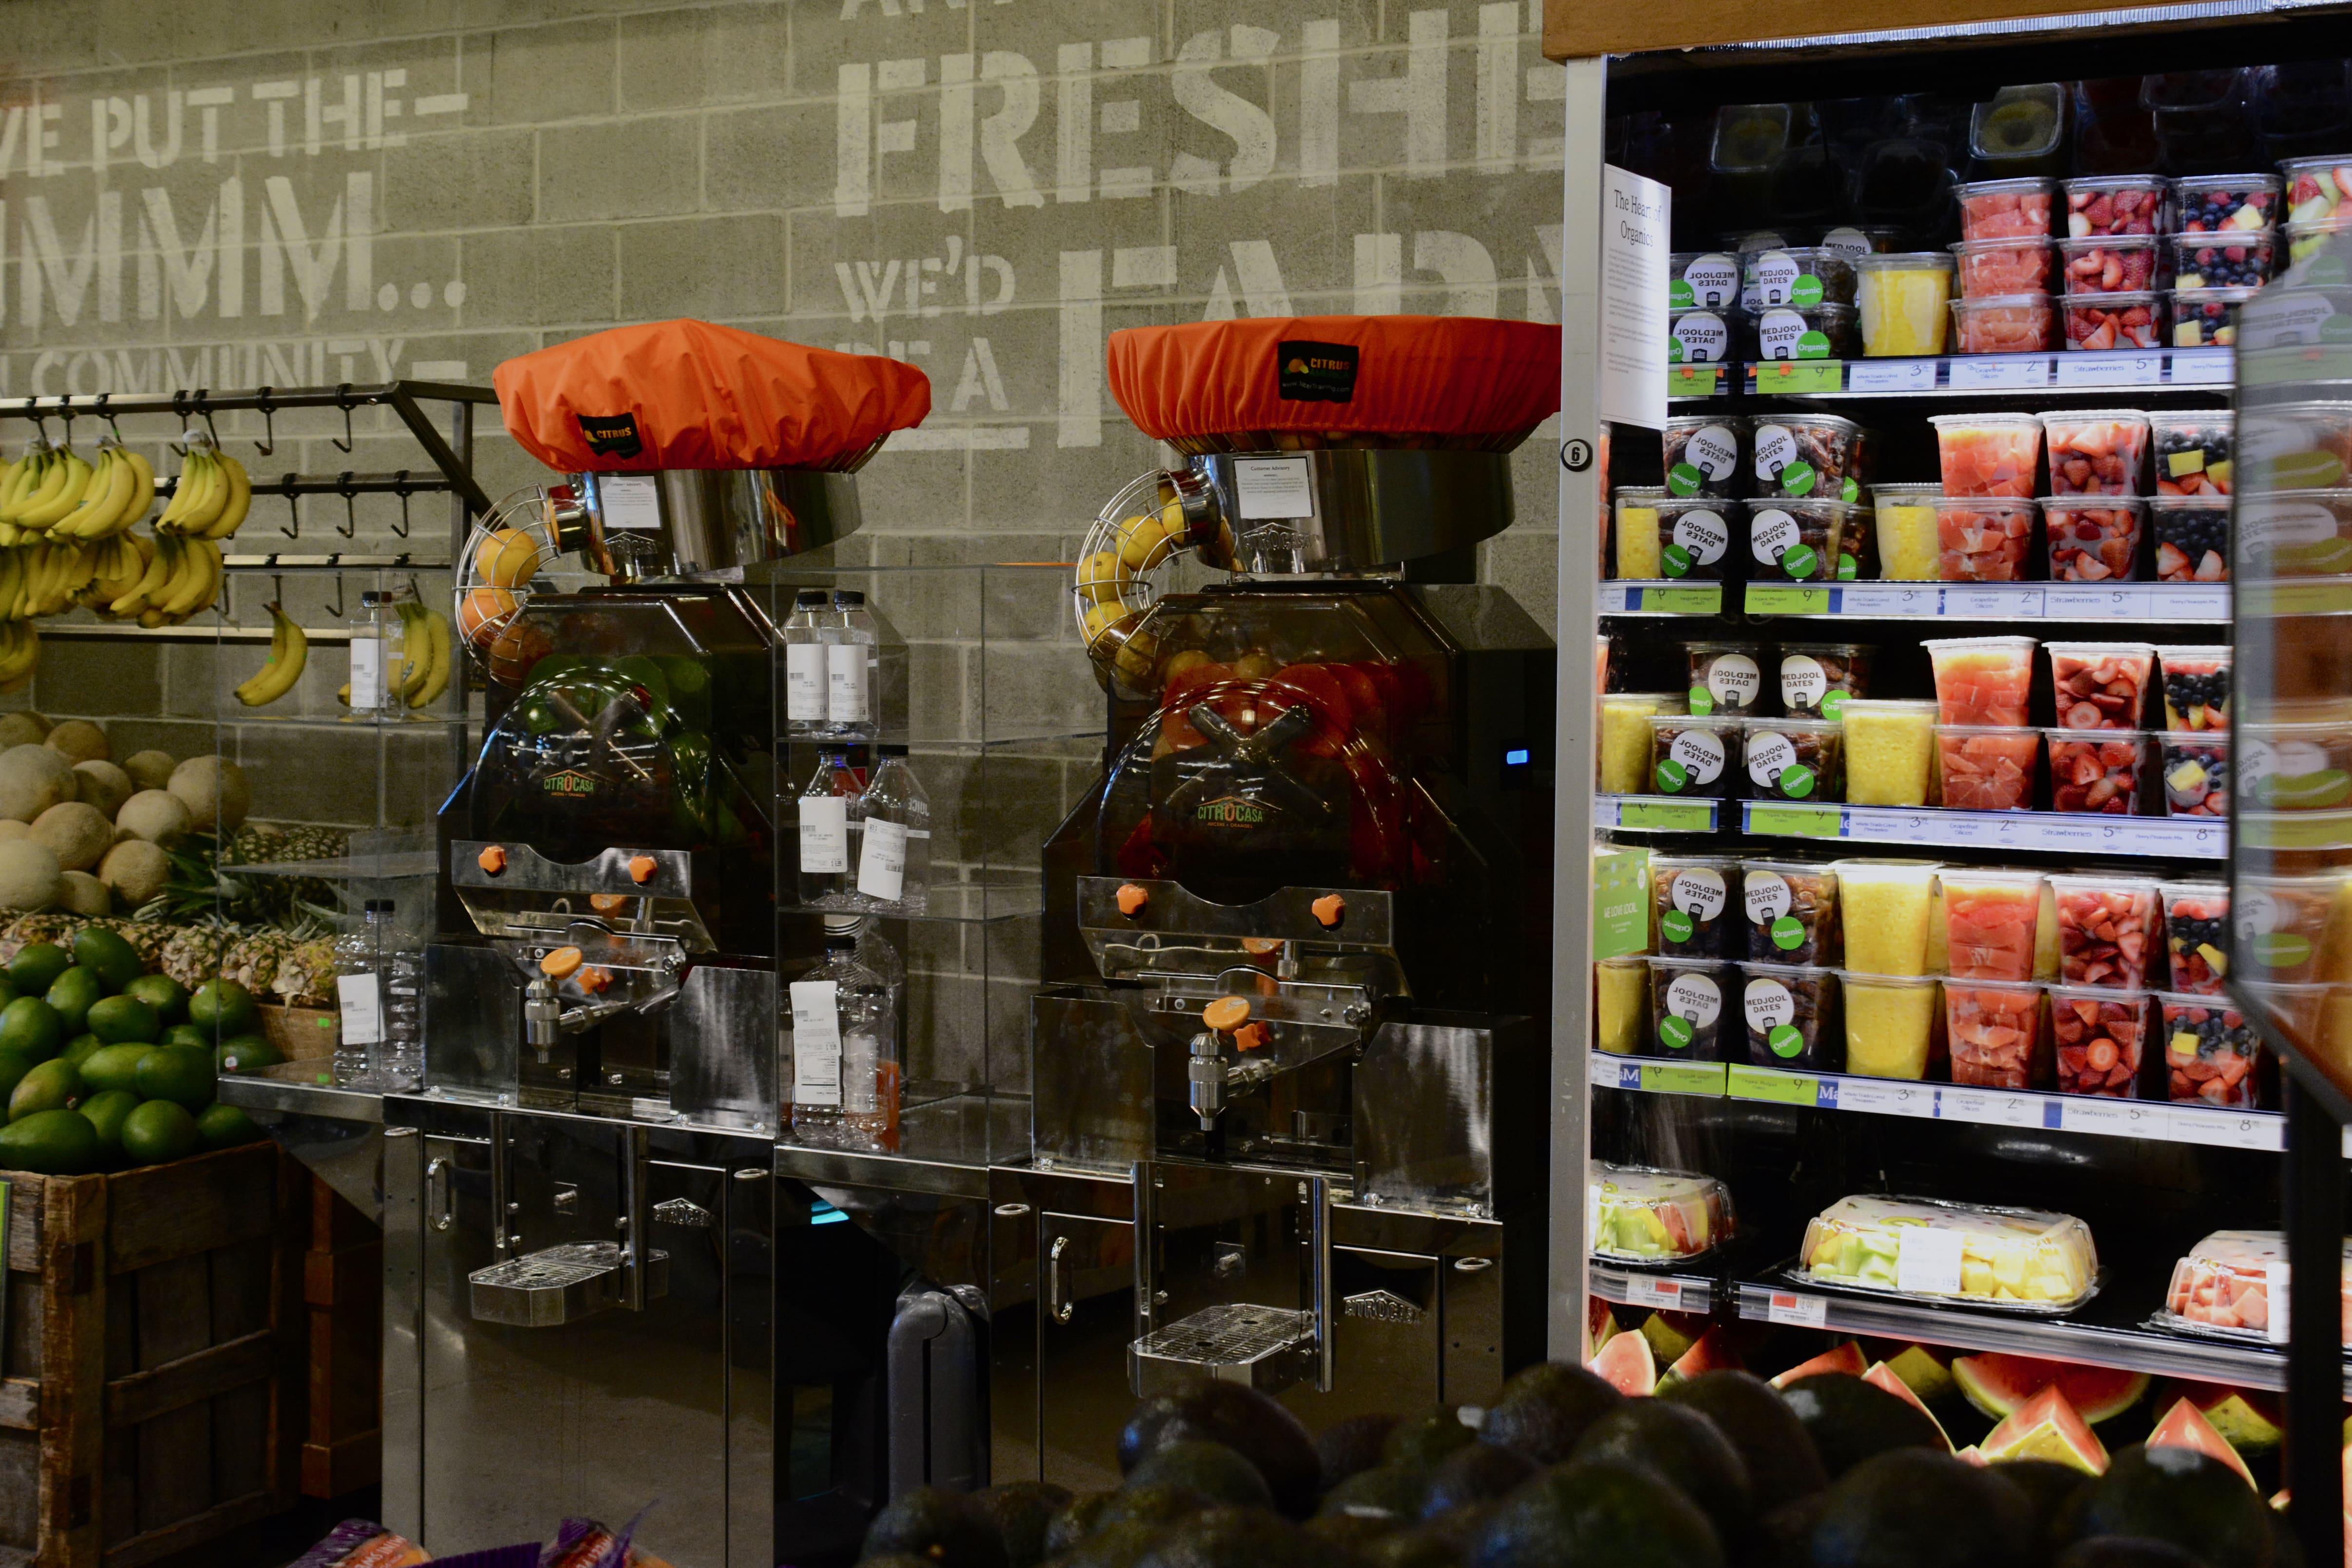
[2153,1229,2350,1343]
[1588,1163,1736,1265]
[1795,1193,2101,1312]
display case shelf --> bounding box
[1739,801,2225,858]
[1739,582,2230,622]
[1598,581,1725,616]
[1677,349,2235,400]
[1596,794,1722,832]
[1590,1261,1716,1313]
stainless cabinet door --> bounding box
[1035,1212,1137,1495]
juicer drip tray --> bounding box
[469,1242,671,1327]
[1128,1303,1314,1394]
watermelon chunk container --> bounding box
[1945,977,2049,1088]
[1940,869,2047,978]
[2040,409,2152,495]
[1949,293,2057,356]
[1797,1192,2100,1311]
[1588,1163,1734,1265]
[2047,985,2152,1096]
[1924,635,2040,727]
[2157,1229,2352,1343]
[1930,412,2044,498]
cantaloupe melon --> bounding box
[168,756,249,833]
[0,838,63,911]
[97,838,171,908]
[73,760,133,820]
[121,750,176,792]
[30,802,113,872]
[55,870,109,916]
[43,719,108,764]
[0,744,76,824]
[114,790,192,848]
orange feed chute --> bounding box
[493,320,932,473]
[628,855,660,885]
[1106,316,1560,445]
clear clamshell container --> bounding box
[1799,1193,2099,1309]
[1589,1164,1735,1264]
[2158,1229,2350,1341]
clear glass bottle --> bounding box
[331,899,420,1089]
[782,589,832,737]
[787,915,898,1148]
[828,589,878,739]
[852,745,931,913]
[797,750,859,907]
[376,900,424,1089]
[851,915,906,1034]
[346,591,404,717]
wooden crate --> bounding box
[0,1142,304,1568]
[299,1178,378,1500]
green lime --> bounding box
[161,1023,210,1053]
[123,974,188,1025]
[189,980,258,1039]
[45,967,103,1035]
[7,942,71,995]
[86,994,160,1046]
[79,1089,139,1155]
[78,1042,152,1096]
[60,1033,104,1071]
[9,1057,83,1121]
[0,997,65,1061]
[0,1108,101,1174]
[119,1098,200,1166]
[216,1035,283,1075]
[70,928,142,992]
[134,1046,215,1110]
[196,1101,266,1152]
[2256,932,2314,969]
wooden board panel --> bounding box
[105,1148,274,1277]
[103,1489,278,1568]
[105,1332,273,1429]
[7,1274,41,1383]
[208,1384,269,1507]
[1543,0,2107,57]
[40,1173,105,1568]
[209,1239,272,1343]
[0,1429,37,1551]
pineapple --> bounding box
[159,923,237,992]
[275,937,337,1007]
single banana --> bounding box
[57,447,129,539]
[0,621,40,683]
[337,681,353,707]
[0,625,37,693]
[0,456,25,517]
[408,609,454,708]
[183,451,228,535]
[16,449,87,530]
[394,601,427,701]
[159,449,215,532]
[235,601,308,706]
[158,538,221,619]
[0,551,24,623]
[1,451,52,525]
[110,531,173,616]
[118,449,156,535]
[204,451,252,540]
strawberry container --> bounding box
[1934,497,2038,582]
[2063,292,2166,351]
[2156,1002,2265,1110]
[2160,732,2230,818]
[2048,642,2154,731]
[2049,874,2160,988]
[2043,498,2147,582]
[1945,979,2049,1089]
[2045,730,2149,814]
[2165,230,2276,290]
[2063,174,2169,236]
[2059,235,2162,295]
[2048,986,2150,1097]
[2159,883,2230,994]
[2040,410,2150,495]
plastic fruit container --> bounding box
[2160,883,2230,995]
[1654,498,1741,580]
[1650,713,1741,799]
[1596,958,1650,1055]
[1871,484,1942,580]
[2041,410,2150,496]
[2284,218,2352,265]
[1742,247,1859,310]
[1745,718,1843,802]
[2149,497,2230,582]
[1651,854,1737,957]
[2043,498,2146,581]
[1799,1193,2097,1308]
[2149,411,2233,496]
[1752,414,1863,501]
[1741,961,1840,1068]
[2177,171,2283,231]
[2283,157,2352,225]
[2239,722,2352,812]
[2238,490,2352,580]
[2058,235,2161,295]
[1833,858,1942,977]
[1745,304,1860,363]
[1612,488,1666,578]
[1951,239,2056,297]
[2233,874,2346,984]
[1669,250,1743,310]
[1819,225,1902,258]
[1840,700,1940,807]
[2063,174,2168,236]
[1840,972,1942,1079]
[1669,307,1734,366]
[1946,979,2048,1088]
[2160,733,2230,818]
[1949,294,2056,355]
[1939,869,2045,981]
[1958,177,2056,240]
[1854,253,1955,356]
[2167,230,2276,290]
[2051,875,2161,988]
[1935,497,2038,581]
[2048,642,2154,731]
[1745,500,1846,581]
[2161,1232,2346,1341]
[2156,645,2230,730]
[1662,416,1747,499]
[1832,502,1874,580]
[1777,643,1873,719]
[2169,287,2257,349]
[1685,641,1766,716]
[2063,292,2165,350]
[2049,987,2149,1097]
[1930,413,2043,498]
[2046,731,2148,814]
[1744,860,1840,964]
[1925,636,2039,726]
[1649,958,1734,1060]
[1599,693,1686,793]
[2237,402,2352,490]
[1936,726,2040,812]
[2158,1003,2264,1110]
[1590,1165,1734,1261]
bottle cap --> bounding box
[835,589,866,607]
[360,590,385,606]
[795,589,829,607]
[822,913,863,935]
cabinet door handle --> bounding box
[1048,1234,1074,1324]
[426,1158,454,1232]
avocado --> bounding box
[134,1046,215,1110]
[77,1089,138,1158]
[1118,1382,1322,1519]
[1133,1506,1320,1568]
[1477,1362,1627,1466]
[971,1481,1073,1568]
[79,1042,151,1095]
[85,994,159,1045]
[0,1051,35,1107]
[0,997,64,1061]
[1569,1398,1752,1544]
[1384,1409,1479,1469]
[43,966,103,1035]
[1806,1449,2033,1568]
[1777,1375,1948,1478]
[1043,1493,1116,1559]
[861,1487,1010,1568]
[1318,1465,1426,1523]
[2052,1541,2204,1568]
[120,1099,200,1166]
[161,1023,210,1053]
[9,1056,82,1121]
[1098,1485,1212,1535]
[71,928,142,992]
[6,942,70,995]
[122,973,188,1025]
[1320,1414,1403,1491]
[1305,1513,1398,1559]
[60,1033,104,1071]
[1416,1443,1534,1519]
[2068,1445,2276,1568]
[1065,1520,1169,1568]
[189,979,258,1038]
[216,1034,282,1074]
[1659,1370,1830,1503]
[0,1107,102,1174]
[195,1102,265,1151]
[1750,1493,1828,1568]
[1470,1458,1723,1568]
[1128,1441,1274,1512]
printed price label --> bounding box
[856,818,909,904]
[2170,348,2234,386]
[1896,1227,1965,1295]
[1837,585,1935,616]
[348,637,383,710]
[1726,1064,1819,1104]
[1754,361,1843,394]
[2046,586,2149,619]
[1745,585,1832,614]
[1639,1061,1729,1096]
[1748,803,1843,838]
[1621,1274,1687,1309]
[1647,585,1724,614]
[1599,584,1632,614]
[1829,1077,1934,1117]
[2168,1108,2284,1151]
[799,796,849,874]
[2056,352,2162,388]
[1617,799,1716,831]
[1669,365,1725,397]
[1939,1086,2043,1128]
[1944,586,2044,618]
[1950,356,2049,390]
[1765,1290,1828,1328]
[2167,586,2230,620]
[1846,359,1937,393]
[599,474,663,530]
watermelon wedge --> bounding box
[1589,1295,1618,1353]
[1980,1385,2109,1474]
[1953,1352,2148,1424]
[1666,1325,1744,1383]
[1588,1325,1658,1395]
[1769,1341,1868,1389]
[1641,1309,1705,1365]
[1865,1362,1954,1452]
[1884,1343,1956,1403]
[1954,1446,1990,1467]
[2149,1397,2256,1488]
[2152,1380,2283,1456]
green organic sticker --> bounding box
[2323,312,2352,342]
[1662,542,1693,577]
[1669,278,1695,308]
[2256,931,2314,969]
[1781,544,1818,580]
[1796,330,1831,359]
[1821,690,1850,721]
[1837,553,1859,581]
[1657,1015,1695,1051]
[1770,915,1806,951]
[1778,763,1816,799]
[1780,459,1819,497]
[1768,1023,1805,1058]
[1666,462,1705,497]
[1688,687,1714,716]
[1791,274,1824,307]
[1840,476,1861,504]
[1655,757,1690,793]
[1668,337,1685,364]
[1661,909,1695,945]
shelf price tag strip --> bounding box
[1741,803,2225,859]
[1603,796,1720,832]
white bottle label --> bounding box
[786,644,825,721]
[800,795,849,873]
[789,980,843,1106]
[858,818,909,903]
[349,637,383,710]
[827,642,868,723]
[337,973,384,1046]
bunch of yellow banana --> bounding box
[394,599,454,708]
[0,623,39,693]
[105,533,221,625]
[47,442,155,541]
[235,602,308,707]
[0,540,102,620]
[0,444,95,537]
[77,534,153,617]
[155,444,252,540]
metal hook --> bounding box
[323,577,345,619]
[337,471,359,539]
[54,397,75,448]
[169,391,190,456]
[390,469,413,540]
[27,408,48,448]
[95,393,123,448]
[407,573,424,607]
[193,390,221,453]
[253,387,276,457]
[272,572,284,612]
[331,384,355,454]
[279,474,302,539]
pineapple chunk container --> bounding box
[1588,1163,1735,1265]
[1798,1193,2099,1310]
